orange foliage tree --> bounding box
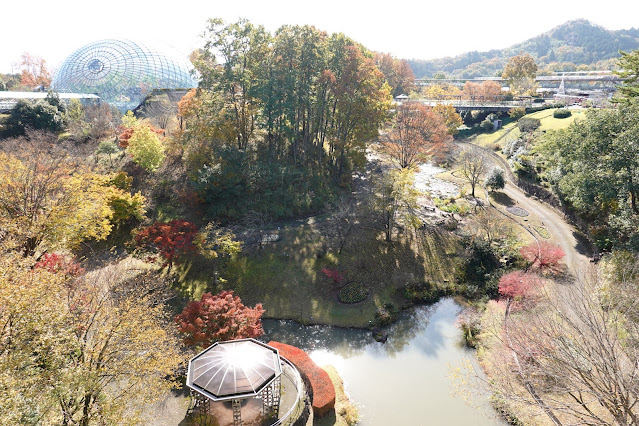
[463,80,503,101]
[462,81,482,99]
[18,52,51,87]
[175,290,265,347]
[374,52,415,96]
[381,102,450,168]
[480,80,503,101]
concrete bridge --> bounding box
[403,97,534,112]
[416,71,622,86]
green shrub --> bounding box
[374,303,397,326]
[485,167,505,191]
[553,108,572,118]
[458,311,481,348]
[403,281,445,303]
[508,107,526,120]
[4,99,64,136]
[338,282,369,304]
[433,197,470,215]
[517,117,541,133]
[96,140,120,165]
[196,146,337,223]
[480,119,494,131]
[456,239,500,298]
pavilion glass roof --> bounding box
[187,339,282,401]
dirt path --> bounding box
[501,181,592,278]
[458,141,593,282]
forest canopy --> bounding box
[180,19,392,221]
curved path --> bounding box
[459,141,593,281]
[502,181,591,278]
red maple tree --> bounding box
[321,268,343,284]
[175,290,265,347]
[498,271,541,299]
[520,242,565,274]
[135,219,199,269]
[34,253,84,277]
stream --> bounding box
[263,298,504,425]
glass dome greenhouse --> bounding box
[51,39,197,111]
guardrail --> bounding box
[419,99,533,108]
[272,356,307,426]
[0,101,16,112]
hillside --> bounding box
[408,19,639,78]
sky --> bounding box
[1,0,637,74]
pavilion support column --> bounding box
[273,376,281,417]
[262,375,282,419]
[262,383,273,416]
[232,398,242,426]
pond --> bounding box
[263,298,504,425]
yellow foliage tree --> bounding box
[0,142,115,254]
[421,83,462,99]
[433,103,463,135]
[0,242,71,424]
[373,168,422,242]
[104,172,146,226]
[0,251,186,425]
[126,124,166,172]
[502,54,538,96]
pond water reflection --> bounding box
[263,298,504,425]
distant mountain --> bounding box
[408,20,639,79]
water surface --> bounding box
[263,298,503,425]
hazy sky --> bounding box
[1,0,637,74]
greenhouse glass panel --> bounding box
[51,39,197,111]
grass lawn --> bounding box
[487,191,538,247]
[473,123,519,149]
[473,107,585,151]
[172,221,462,328]
[526,107,585,131]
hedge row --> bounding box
[267,341,336,417]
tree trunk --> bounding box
[80,393,93,426]
[630,189,638,214]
